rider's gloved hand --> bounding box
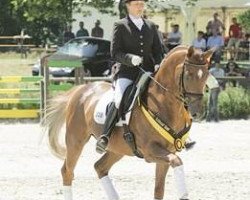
[154,64,160,71]
[131,55,142,66]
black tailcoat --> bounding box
[111,16,163,80]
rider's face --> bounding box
[127,1,145,18]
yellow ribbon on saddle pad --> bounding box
[140,102,191,151]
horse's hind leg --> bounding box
[94,152,123,200]
[61,120,90,200]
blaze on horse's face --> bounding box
[182,47,213,119]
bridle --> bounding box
[179,60,208,105]
[138,58,208,106]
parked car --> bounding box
[32,37,112,77]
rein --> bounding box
[138,59,208,105]
[138,66,185,103]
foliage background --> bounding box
[238,9,250,32]
[203,87,250,120]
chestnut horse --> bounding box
[42,46,213,200]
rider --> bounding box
[96,0,163,154]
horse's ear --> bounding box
[187,46,195,58]
[203,48,215,64]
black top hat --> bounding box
[125,0,145,3]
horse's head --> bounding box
[181,46,213,119]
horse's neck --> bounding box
[145,55,187,131]
[155,50,185,92]
[154,57,183,98]
[146,86,186,131]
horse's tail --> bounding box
[41,85,85,160]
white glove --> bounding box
[131,55,142,66]
[154,64,160,71]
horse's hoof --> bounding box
[185,141,196,150]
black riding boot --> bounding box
[96,102,119,154]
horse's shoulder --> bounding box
[90,81,111,91]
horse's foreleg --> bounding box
[147,144,189,200]
[94,151,123,200]
[154,163,170,200]
[170,156,189,200]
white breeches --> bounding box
[114,78,133,109]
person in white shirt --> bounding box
[192,31,206,51]
[206,62,225,122]
[207,28,224,63]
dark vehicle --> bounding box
[32,37,112,77]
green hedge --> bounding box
[218,87,250,119]
[203,87,250,120]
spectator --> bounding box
[207,28,224,63]
[91,20,104,38]
[63,25,75,43]
[76,21,89,37]
[167,24,182,50]
[225,60,242,87]
[206,12,225,34]
[225,60,241,76]
[16,28,30,58]
[192,31,206,51]
[227,17,242,60]
[204,26,212,44]
[238,33,250,60]
[206,62,225,122]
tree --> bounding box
[3,0,165,45]
[238,9,250,32]
[0,0,24,36]
[9,0,119,44]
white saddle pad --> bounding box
[93,89,123,126]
